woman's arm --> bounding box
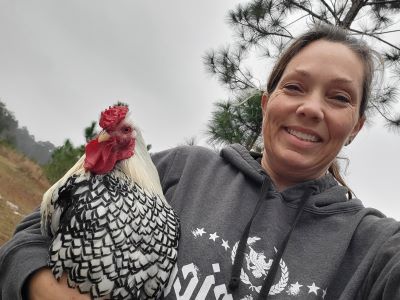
[0,209,88,299]
[361,230,400,299]
[26,268,89,300]
[0,209,49,299]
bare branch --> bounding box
[275,8,294,38]
[364,1,400,5]
[278,24,294,38]
[331,0,337,11]
[369,102,395,123]
[348,27,400,50]
[285,13,309,28]
[341,0,367,28]
[374,29,400,34]
[320,0,340,22]
[338,0,350,20]
[290,1,333,24]
[234,18,292,40]
[225,54,256,88]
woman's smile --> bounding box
[285,126,322,143]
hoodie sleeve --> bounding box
[0,208,51,300]
[361,229,400,299]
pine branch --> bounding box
[290,1,333,24]
[204,49,257,90]
[225,53,257,89]
[337,0,350,20]
[341,0,367,28]
[330,0,337,12]
[228,2,293,45]
[374,29,400,34]
[235,110,257,134]
[369,101,397,124]
[274,9,295,38]
[285,13,309,28]
[278,24,295,38]
[364,1,400,5]
[320,0,340,22]
[348,27,400,50]
[234,19,292,40]
[249,132,262,150]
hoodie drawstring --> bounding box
[257,187,313,299]
[228,176,314,299]
[228,176,270,291]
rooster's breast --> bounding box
[48,173,180,299]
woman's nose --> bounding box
[295,94,324,121]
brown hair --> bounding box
[266,24,378,198]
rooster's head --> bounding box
[84,105,136,174]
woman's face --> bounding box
[261,40,365,189]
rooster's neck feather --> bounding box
[41,127,164,235]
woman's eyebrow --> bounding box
[288,68,355,84]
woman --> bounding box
[1,25,400,299]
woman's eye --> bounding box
[333,94,350,103]
[283,84,302,92]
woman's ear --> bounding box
[348,115,366,145]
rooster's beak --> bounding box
[97,131,111,143]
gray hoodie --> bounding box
[1,144,400,300]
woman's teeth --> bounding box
[287,128,319,142]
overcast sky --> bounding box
[0,0,399,219]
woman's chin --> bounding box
[274,152,327,179]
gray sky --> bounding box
[0,1,399,219]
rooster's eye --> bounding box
[121,126,132,133]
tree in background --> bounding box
[84,121,98,143]
[0,101,18,145]
[0,101,55,162]
[207,90,263,150]
[44,139,84,183]
[205,0,400,149]
[44,120,98,183]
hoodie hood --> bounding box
[221,144,365,213]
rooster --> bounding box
[40,105,180,299]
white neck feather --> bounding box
[116,129,164,197]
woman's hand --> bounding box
[27,268,90,300]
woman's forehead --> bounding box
[282,40,364,83]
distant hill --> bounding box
[13,126,55,164]
[0,101,55,164]
[0,143,50,245]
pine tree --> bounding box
[207,90,263,150]
[205,0,400,149]
[44,121,98,183]
[0,101,18,145]
[84,121,98,143]
[44,139,84,183]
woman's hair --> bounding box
[266,24,379,198]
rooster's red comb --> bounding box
[99,105,129,131]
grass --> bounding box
[0,144,50,245]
